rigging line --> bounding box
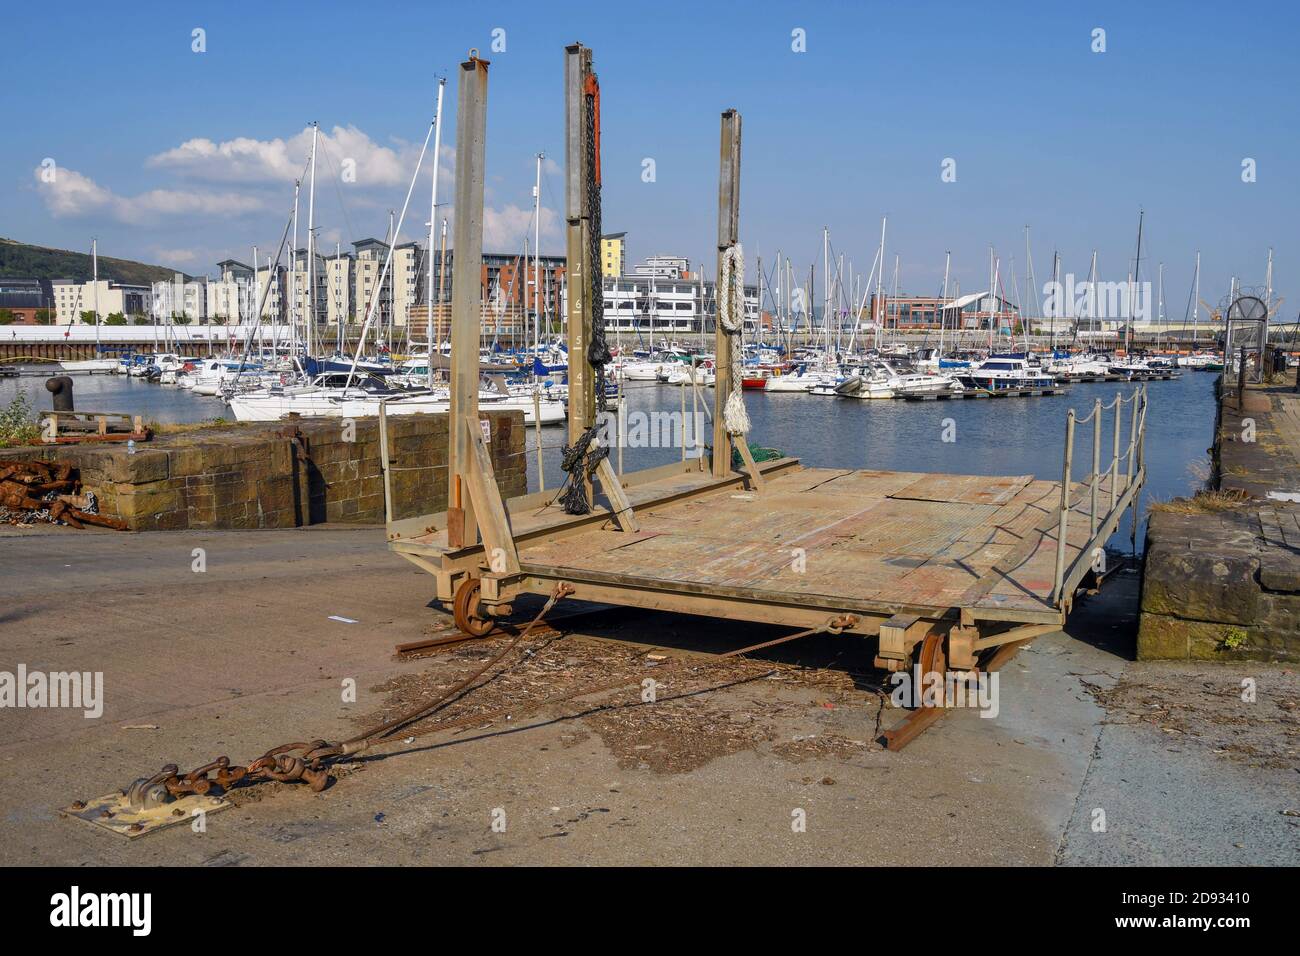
[316,136,360,258]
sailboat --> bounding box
[59,238,120,373]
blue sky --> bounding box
[3,0,1295,317]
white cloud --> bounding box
[34,165,263,224]
[484,204,560,251]
[146,124,445,190]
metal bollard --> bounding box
[45,375,74,411]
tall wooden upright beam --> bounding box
[564,43,596,446]
[712,109,742,477]
[448,54,490,543]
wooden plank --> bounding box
[595,456,639,533]
[465,419,520,574]
[733,435,765,492]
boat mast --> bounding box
[889,254,900,348]
[427,76,445,387]
[1191,250,1200,344]
[1157,261,1164,352]
[1126,209,1143,355]
[874,217,886,350]
[939,250,950,357]
[1088,250,1098,343]
[1024,225,1039,348]
[91,238,100,352]
[533,151,543,359]
[306,122,318,361]
[252,245,258,355]
[289,178,299,357]
[822,227,829,358]
[987,245,995,350]
[438,218,448,350]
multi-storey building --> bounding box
[50,279,152,324]
[600,232,626,278]
[151,274,208,322]
[391,241,425,326]
[864,292,1019,331]
[287,248,328,327]
[206,260,255,323]
[253,265,286,320]
[0,278,55,324]
[323,252,354,327]
[599,264,759,336]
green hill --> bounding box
[0,238,191,285]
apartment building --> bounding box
[50,279,152,323]
[207,260,254,323]
[600,232,626,278]
[323,252,354,327]
[150,274,208,322]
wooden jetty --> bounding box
[1055,371,1180,384]
[902,386,1066,401]
[381,46,1150,749]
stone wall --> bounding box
[1138,376,1300,662]
[1138,508,1300,663]
[1,412,526,531]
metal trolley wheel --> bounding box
[452,577,495,638]
[916,631,948,708]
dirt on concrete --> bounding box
[1080,663,1299,770]
[356,624,891,776]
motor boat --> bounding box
[957,356,1056,390]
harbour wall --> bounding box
[1137,370,1300,662]
[1,411,526,531]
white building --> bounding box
[151,274,208,323]
[207,260,255,324]
[323,252,354,327]
[50,279,153,324]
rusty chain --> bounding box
[133,584,574,803]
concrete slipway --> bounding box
[0,525,1295,866]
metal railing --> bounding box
[1050,384,1148,606]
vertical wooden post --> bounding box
[448,54,489,544]
[533,390,545,492]
[564,44,596,447]
[712,109,741,478]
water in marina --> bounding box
[2,370,1215,551]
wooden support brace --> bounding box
[463,418,521,575]
[595,455,639,532]
[732,435,765,492]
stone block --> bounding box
[1142,544,1260,625]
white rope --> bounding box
[718,243,750,435]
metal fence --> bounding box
[1051,384,1148,605]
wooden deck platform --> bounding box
[388,452,1141,644]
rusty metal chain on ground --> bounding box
[128,582,856,803]
[135,583,574,802]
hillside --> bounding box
[0,238,191,285]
